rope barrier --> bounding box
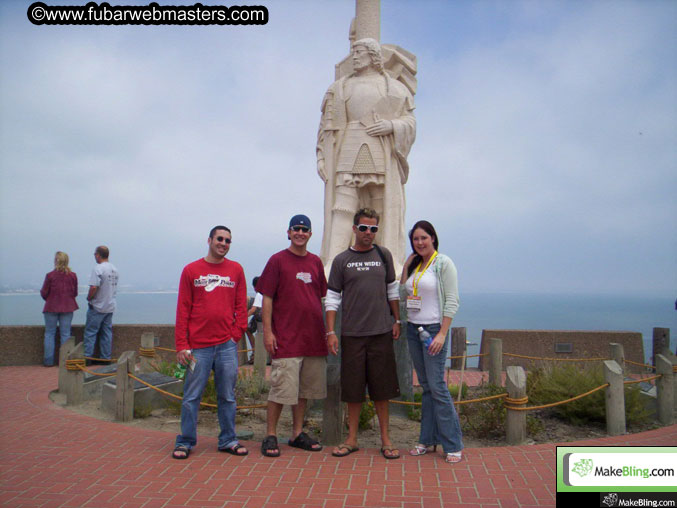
[508,383,610,412]
[625,359,656,370]
[84,356,117,362]
[455,393,507,406]
[78,365,116,377]
[65,358,85,371]
[155,347,176,353]
[503,352,607,362]
[624,375,661,385]
[126,373,267,410]
[505,395,529,407]
[138,347,156,358]
[448,353,486,360]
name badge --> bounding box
[406,296,422,310]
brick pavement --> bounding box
[1,365,675,508]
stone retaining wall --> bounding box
[478,329,645,373]
[0,325,176,366]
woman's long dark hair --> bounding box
[406,220,440,278]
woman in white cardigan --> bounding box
[400,220,463,463]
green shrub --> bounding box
[528,363,650,427]
[406,393,422,422]
[359,401,375,429]
[449,382,469,400]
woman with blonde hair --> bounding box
[40,251,79,366]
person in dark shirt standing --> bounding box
[325,208,402,459]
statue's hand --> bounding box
[366,119,394,137]
[317,159,327,182]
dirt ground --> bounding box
[49,389,661,452]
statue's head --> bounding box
[352,38,384,73]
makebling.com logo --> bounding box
[572,458,594,477]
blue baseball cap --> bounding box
[289,214,311,230]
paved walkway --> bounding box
[1,366,675,508]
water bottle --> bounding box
[417,326,432,349]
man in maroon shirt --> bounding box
[172,225,248,459]
[256,215,330,457]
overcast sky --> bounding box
[1,0,675,296]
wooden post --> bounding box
[505,366,526,445]
[652,328,670,366]
[115,351,136,422]
[393,297,412,412]
[323,363,343,446]
[609,343,625,375]
[58,337,76,394]
[64,342,84,406]
[489,338,502,386]
[323,306,343,445]
[655,354,674,425]
[253,329,266,375]
[238,336,248,367]
[451,327,467,370]
[139,332,155,373]
[603,360,626,436]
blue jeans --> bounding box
[175,340,239,450]
[83,307,113,359]
[43,312,73,366]
[407,322,463,454]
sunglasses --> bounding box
[215,236,232,244]
[291,226,310,233]
[357,224,379,233]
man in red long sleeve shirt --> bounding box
[172,225,249,459]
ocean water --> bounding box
[2,292,675,366]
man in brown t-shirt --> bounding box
[325,208,402,459]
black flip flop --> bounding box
[261,435,281,457]
[219,443,249,456]
[288,431,322,451]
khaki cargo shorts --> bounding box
[267,356,327,406]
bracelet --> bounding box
[326,331,336,336]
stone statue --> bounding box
[317,37,416,272]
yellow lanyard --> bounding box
[412,251,438,296]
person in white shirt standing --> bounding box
[84,245,119,361]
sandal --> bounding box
[219,443,248,456]
[332,443,359,457]
[409,444,436,456]
[445,451,463,464]
[172,445,190,460]
[288,431,322,451]
[380,447,400,460]
[261,435,281,457]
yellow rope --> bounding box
[505,395,528,407]
[84,356,117,362]
[65,359,85,371]
[455,393,507,406]
[78,365,116,377]
[389,393,508,407]
[624,375,661,385]
[447,353,486,360]
[624,359,656,370]
[126,373,266,410]
[138,347,156,358]
[508,383,610,411]
[503,352,607,362]
[155,347,177,353]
